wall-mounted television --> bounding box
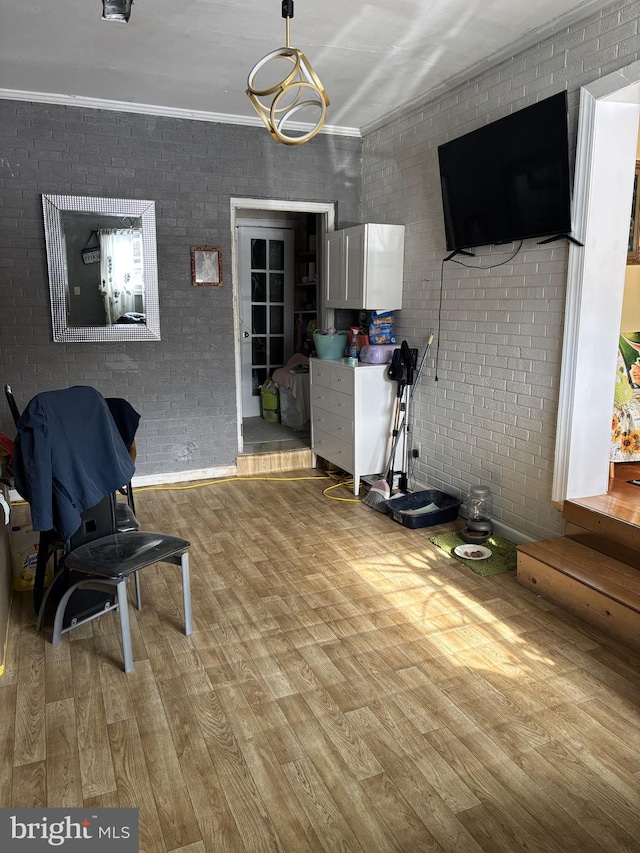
[437,91,572,251]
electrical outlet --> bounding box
[412,446,420,459]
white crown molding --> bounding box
[0,88,361,139]
[360,0,614,136]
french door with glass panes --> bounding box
[239,226,294,417]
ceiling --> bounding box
[0,0,613,134]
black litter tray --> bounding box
[385,489,461,529]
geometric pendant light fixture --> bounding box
[246,1,329,145]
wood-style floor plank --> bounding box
[127,661,200,851]
[11,760,47,808]
[282,756,365,853]
[278,693,399,853]
[13,623,46,766]
[108,717,168,853]
[45,697,82,806]
[157,676,247,853]
[70,639,117,799]
[0,683,16,803]
[1,472,640,852]
[361,725,485,853]
[215,680,323,853]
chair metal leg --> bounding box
[51,578,119,643]
[181,552,192,636]
[36,567,65,632]
[116,580,134,673]
[133,570,142,610]
[51,582,80,645]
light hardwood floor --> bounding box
[2,472,640,852]
[574,460,640,525]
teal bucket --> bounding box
[313,330,348,360]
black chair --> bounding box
[5,384,66,610]
[106,397,140,519]
[4,384,140,613]
[6,385,139,522]
[37,491,192,673]
[9,385,192,671]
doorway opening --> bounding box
[230,199,336,459]
[552,64,640,504]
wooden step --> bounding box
[236,447,313,475]
[563,521,640,569]
[562,499,640,571]
[517,537,640,651]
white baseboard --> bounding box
[482,519,533,546]
[9,466,239,504]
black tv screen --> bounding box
[437,91,572,251]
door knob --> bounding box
[243,331,250,338]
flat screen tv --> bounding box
[437,91,572,251]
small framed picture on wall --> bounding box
[191,247,222,286]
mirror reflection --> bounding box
[42,194,161,342]
[62,212,144,327]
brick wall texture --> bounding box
[0,103,361,475]
[361,0,640,539]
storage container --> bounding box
[261,383,280,423]
[385,489,461,529]
[10,525,53,591]
[313,330,348,360]
[279,385,309,430]
[466,485,492,523]
[359,344,398,364]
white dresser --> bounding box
[310,358,399,495]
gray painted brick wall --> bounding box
[0,102,361,474]
[362,0,638,539]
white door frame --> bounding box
[553,61,640,502]
[230,198,336,453]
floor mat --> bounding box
[429,531,517,576]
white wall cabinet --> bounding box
[325,223,404,310]
[310,358,399,495]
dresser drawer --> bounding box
[310,361,334,390]
[311,409,353,444]
[311,386,353,418]
[311,360,355,396]
[329,367,354,396]
[312,428,354,471]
